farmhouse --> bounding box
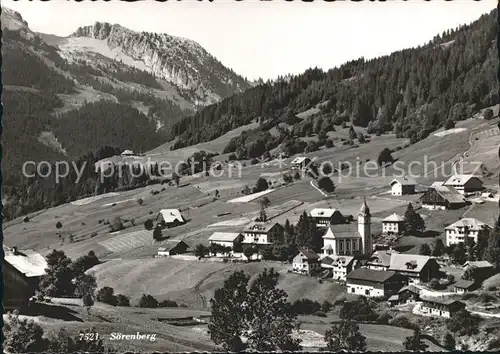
[292,249,321,275]
[388,254,441,283]
[420,185,467,210]
[382,213,405,235]
[462,260,495,281]
[157,209,186,228]
[208,232,243,248]
[366,249,397,271]
[397,284,421,304]
[309,208,345,228]
[157,240,190,256]
[346,269,408,298]
[4,246,47,310]
[419,298,466,318]
[445,218,491,247]
[443,174,483,195]
[290,156,314,171]
[390,177,416,196]
[242,221,285,245]
[453,279,479,294]
[321,255,356,281]
[322,200,372,256]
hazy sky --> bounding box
[5,0,496,81]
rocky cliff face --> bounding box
[70,22,251,106]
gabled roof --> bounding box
[291,156,309,165]
[431,181,445,188]
[321,255,355,266]
[297,249,320,261]
[347,268,402,283]
[3,246,47,278]
[462,260,493,269]
[391,177,417,186]
[158,239,189,252]
[158,209,185,224]
[454,279,476,289]
[243,221,281,233]
[398,285,420,294]
[208,232,242,242]
[444,174,482,186]
[389,253,434,274]
[422,185,466,204]
[310,208,343,218]
[367,250,396,267]
[323,224,361,239]
[121,149,134,155]
[383,213,405,223]
[445,218,490,231]
[420,297,465,307]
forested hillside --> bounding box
[171,10,498,149]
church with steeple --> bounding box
[321,199,373,257]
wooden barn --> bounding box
[420,185,467,210]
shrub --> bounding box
[144,219,154,230]
[96,287,117,306]
[318,177,335,193]
[444,119,455,130]
[137,198,144,206]
[376,311,392,324]
[429,278,440,290]
[110,217,125,232]
[483,108,494,120]
[325,139,334,148]
[159,299,178,308]
[315,311,327,317]
[90,232,98,238]
[446,310,480,336]
[292,299,322,315]
[389,314,416,329]
[138,294,159,308]
[116,294,130,307]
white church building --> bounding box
[321,199,372,257]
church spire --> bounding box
[359,197,370,216]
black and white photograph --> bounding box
[2,0,500,352]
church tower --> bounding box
[358,198,372,255]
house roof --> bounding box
[445,218,490,231]
[298,249,320,261]
[389,254,434,274]
[3,246,47,278]
[423,185,467,204]
[158,240,189,252]
[323,224,361,239]
[347,268,401,283]
[243,221,280,233]
[359,198,370,215]
[420,297,465,307]
[388,294,399,301]
[391,177,417,186]
[431,181,445,188]
[454,279,476,289]
[291,156,309,165]
[383,213,405,223]
[310,208,342,218]
[158,209,185,224]
[121,149,134,155]
[367,250,396,267]
[321,255,355,266]
[444,174,482,187]
[398,285,421,294]
[208,232,242,242]
[462,260,493,269]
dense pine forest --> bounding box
[171,10,498,149]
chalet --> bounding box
[157,240,190,256]
[443,174,483,195]
[420,185,467,210]
[397,284,421,304]
[462,260,495,281]
[388,254,440,283]
[208,232,244,249]
[321,255,356,281]
[382,214,405,235]
[309,208,345,228]
[419,298,466,318]
[445,218,491,247]
[157,209,186,228]
[390,177,416,196]
[346,269,408,298]
[366,249,397,271]
[4,246,47,311]
[292,250,321,275]
[242,222,285,245]
[453,279,479,294]
[290,156,314,171]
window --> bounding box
[351,288,355,293]
[365,289,370,296]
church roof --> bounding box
[323,224,361,239]
[359,198,370,215]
